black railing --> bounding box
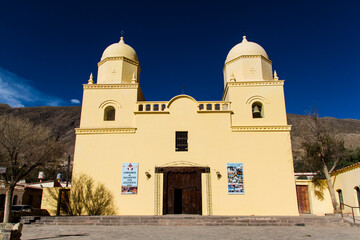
[340,202,359,224]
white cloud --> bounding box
[0,67,64,107]
[70,99,80,104]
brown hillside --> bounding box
[0,104,81,156]
[287,114,360,156]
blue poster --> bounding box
[227,163,244,194]
[121,163,139,194]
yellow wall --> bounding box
[332,166,360,216]
[295,180,333,216]
[295,165,360,216]
[73,92,299,216]
[41,187,61,215]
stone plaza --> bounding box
[22,224,360,240]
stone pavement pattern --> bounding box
[22,225,360,240]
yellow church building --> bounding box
[72,36,299,216]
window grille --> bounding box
[176,131,188,151]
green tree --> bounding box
[302,111,345,213]
[337,147,360,169]
[0,116,62,223]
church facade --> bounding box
[72,36,299,215]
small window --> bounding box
[104,106,115,121]
[161,104,166,111]
[337,189,344,210]
[153,104,159,111]
[138,104,143,111]
[176,131,188,151]
[215,104,220,110]
[252,102,263,118]
[146,104,151,111]
[199,104,204,110]
[206,104,212,110]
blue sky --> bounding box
[0,1,359,119]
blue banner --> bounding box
[227,163,244,194]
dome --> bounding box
[225,36,268,63]
[101,37,139,62]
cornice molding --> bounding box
[228,80,284,87]
[76,128,136,135]
[225,55,272,65]
[231,125,291,132]
[222,80,284,100]
[83,84,139,89]
[98,56,139,67]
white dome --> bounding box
[101,37,139,62]
[225,36,268,63]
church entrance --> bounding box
[156,167,208,215]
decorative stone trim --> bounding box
[98,56,139,67]
[231,125,291,132]
[75,128,136,134]
[228,80,284,87]
[154,173,161,215]
[83,84,138,89]
[206,172,213,215]
[225,55,272,65]
[222,81,284,100]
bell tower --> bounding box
[223,36,288,127]
[78,37,144,129]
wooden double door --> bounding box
[157,167,208,215]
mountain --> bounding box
[1,104,360,160]
[287,113,360,155]
[0,103,80,156]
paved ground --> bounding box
[22,225,360,240]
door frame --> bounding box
[156,167,209,215]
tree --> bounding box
[302,111,345,213]
[46,174,116,216]
[0,116,62,223]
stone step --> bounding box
[21,215,345,227]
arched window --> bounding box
[104,106,115,121]
[13,195,18,205]
[355,186,360,211]
[252,102,263,118]
[336,189,344,210]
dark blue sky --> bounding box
[0,1,359,119]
